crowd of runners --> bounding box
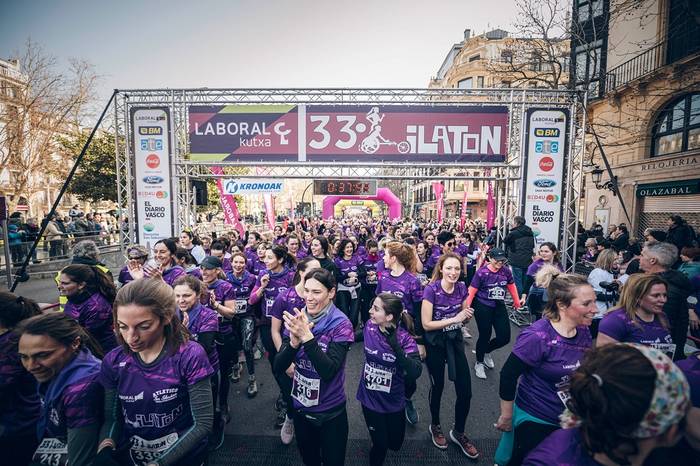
[1,214,698,466]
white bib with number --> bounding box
[487,286,506,301]
[364,363,393,393]
[292,371,320,407]
[234,299,248,314]
[129,433,178,466]
[265,297,275,317]
[33,438,68,466]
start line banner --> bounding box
[222,179,284,195]
[188,104,508,164]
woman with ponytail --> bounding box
[60,264,118,352]
[494,274,595,466]
[0,292,42,466]
[357,292,422,465]
[17,313,104,466]
[525,344,690,466]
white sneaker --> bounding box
[483,354,495,369]
[280,415,294,445]
[474,362,487,379]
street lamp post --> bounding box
[301,182,313,216]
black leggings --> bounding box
[474,299,510,363]
[216,330,237,409]
[233,315,256,375]
[0,428,37,466]
[360,283,377,324]
[294,407,348,466]
[336,290,360,328]
[362,406,406,466]
[260,324,287,404]
[507,421,559,466]
[425,343,472,433]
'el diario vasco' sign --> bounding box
[188,104,508,164]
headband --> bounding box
[560,343,689,438]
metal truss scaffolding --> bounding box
[113,88,585,270]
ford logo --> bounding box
[143,176,164,184]
[533,179,556,188]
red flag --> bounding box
[210,166,245,235]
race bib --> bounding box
[33,438,68,466]
[416,273,428,285]
[556,390,571,408]
[487,286,506,301]
[129,433,178,466]
[649,342,676,358]
[265,298,275,318]
[234,299,248,314]
[291,371,320,407]
[364,363,393,393]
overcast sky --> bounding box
[1,0,520,103]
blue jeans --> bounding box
[511,266,527,296]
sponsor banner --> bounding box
[132,107,173,246]
[432,182,444,223]
[188,104,508,164]
[222,178,284,195]
[522,109,568,247]
[210,166,246,235]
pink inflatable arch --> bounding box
[322,187,402,220]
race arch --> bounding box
[322,187,401,220]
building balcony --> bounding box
[605,30,700,94]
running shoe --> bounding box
[280,415,295,445]
[483,353,495,369]
[275,407,287,428]
[474,362,487,379]
[429,424,448,450]
[230,363,241,383]
[247,376,258,398]
[449,429,479,459]
[275,393,286,412]
[405,398,419,425]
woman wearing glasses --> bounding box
[466,248,521,380]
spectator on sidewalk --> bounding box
[611,224,630,252]
[23,217,41,264]
[45,214,64,259]
[667,215,696,250]
[503,216,535,295]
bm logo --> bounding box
[534,128,560,137]
[139,126,163,135]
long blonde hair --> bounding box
[610,274,668,327]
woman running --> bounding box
[421,253,479,459]
[18,313,103,466]
[270,256,320,444]
[309,236,341,282]
[249,244,296,427]
[179,230,206,265]
[494,273,595,465]
[467,247,522,379]
[199,255,237,449]
[357,293,422,465]
[523,242,562,295]
[334,238,365,328]
[0,292,41,465]
[60,264,118,352]
[360,240,381,326]
[127,238,186,287]
[524,344,690,466]
[225,252,258,395]
[274,268,354,466]
[597,274,674,356]
[96,278,214,466]
[376,241,424,425]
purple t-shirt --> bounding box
[290,307,354,413]
[226,270,257,318]
[0,331,40,436]
[422,281,468,333]
[513,318,592,423]
[255,268,294,320]
[676,352,700,408]
[185,266,202,280]
[599,308,675,357]
[119,266,134,286]
[356,322,418,413]
[524,428,601,466]
[247,257,266,276]
[270,286,305,321]
[469,265,514,307]
[64,292,117,352]
[35,366,102,466]
[362,254,381,285]
[186,303,220,371]
[334,255,363,288]
[204,279,235,335]
[99,341,214,466]
[162,265,186,287]
[376,270,422,316]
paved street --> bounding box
[8,274,522,465]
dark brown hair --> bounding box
[0,291,41,329]
[16,312,104,358]
[61,264,117,302]
[375,292,415,336]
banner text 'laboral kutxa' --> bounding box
[188,105,508,164]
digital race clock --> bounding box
[313,180,378,196]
